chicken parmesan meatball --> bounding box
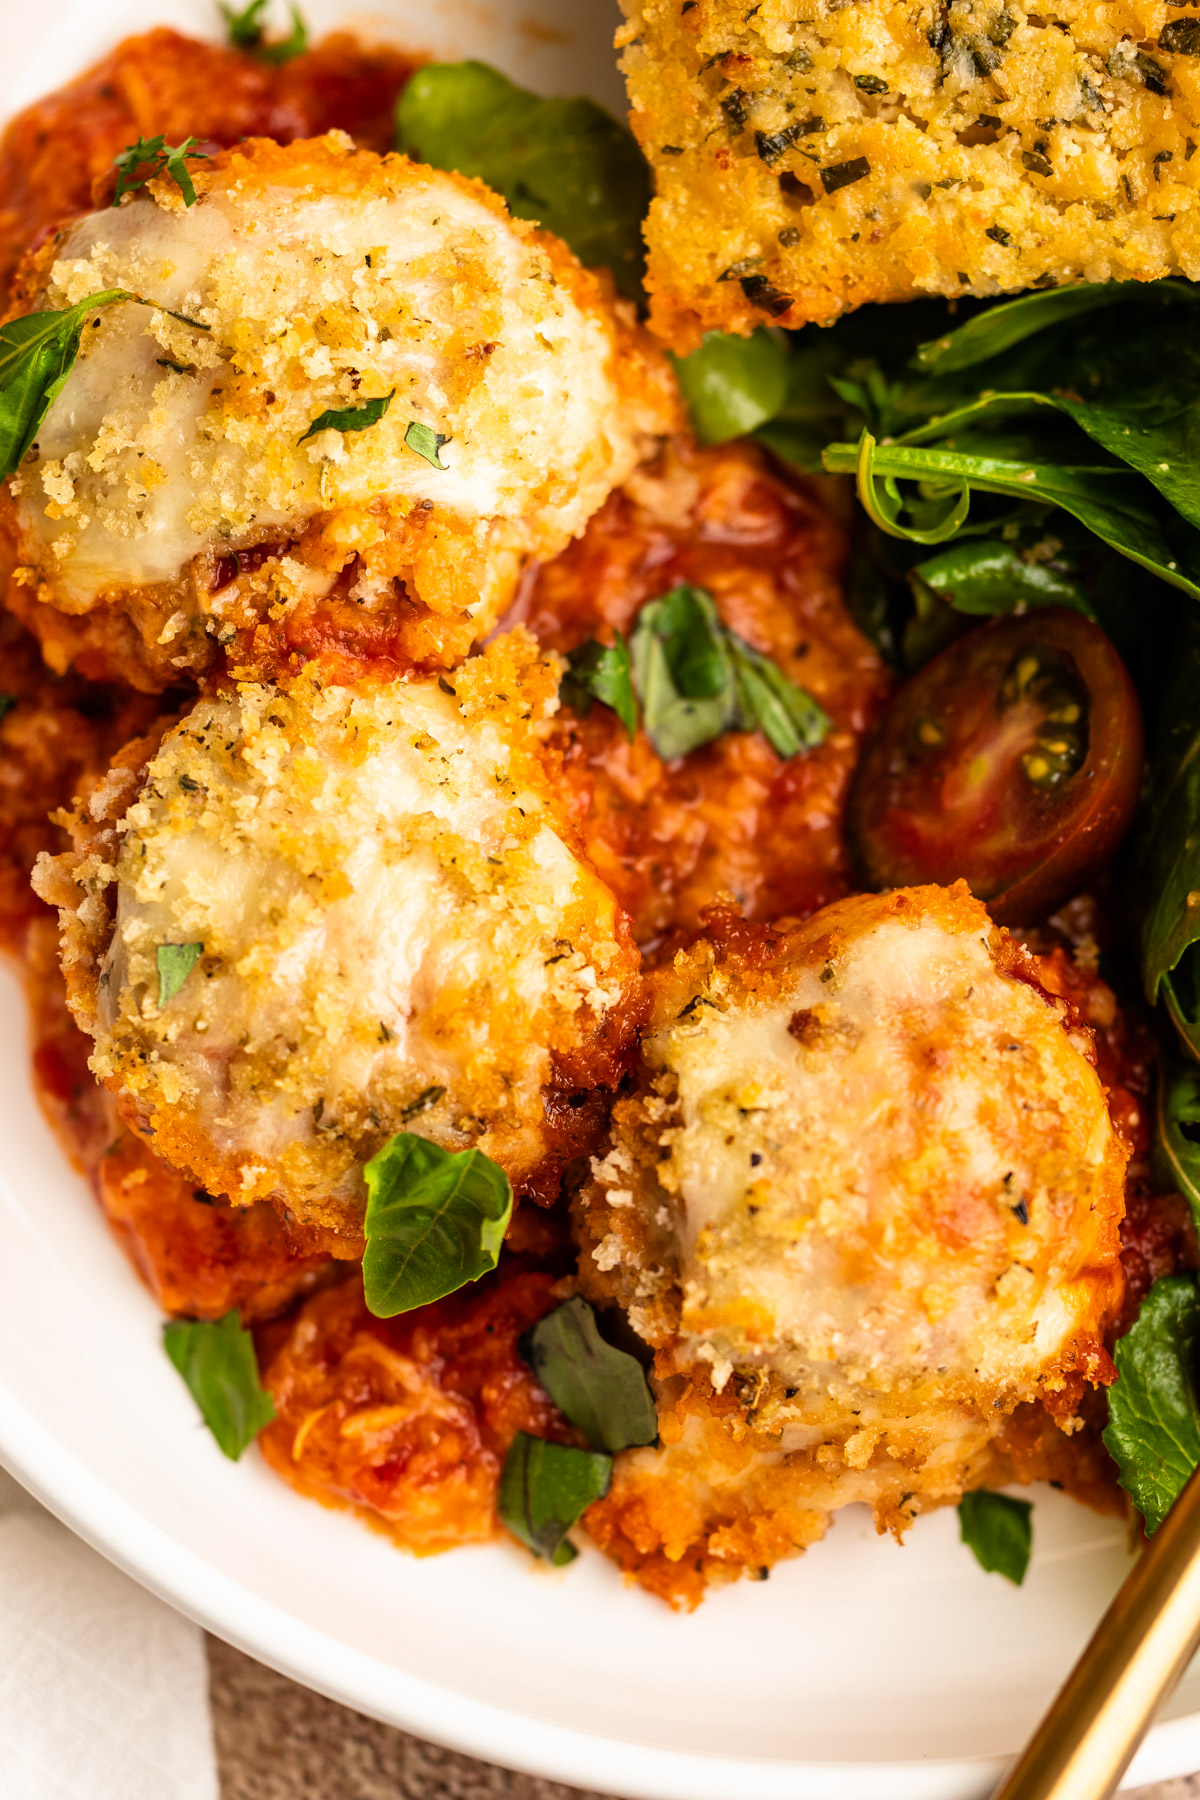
[579,883,1128,1593]
[3,133,676,689]
[34,632,643,1238]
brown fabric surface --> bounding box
[207,1632,1200,1800]
[207,1636,614,1800]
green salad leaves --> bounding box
[1104,1276,1200,1534]
[957,1489,1033,1585]
[1138,607,1200,1057]
[395,61,649,299]
[361,1132,513,1318]
[1152,1058,1200,1226]
[163,1309,276,1460]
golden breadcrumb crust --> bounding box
[2,132,679,688]
[619,0,1200,345]
[34,631,644,1238]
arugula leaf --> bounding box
[1104,1275,1200,1533]
[561,636,637,740]
[395,61,649,299]
[403,420,449,469]
[0,291,131,478]
[670,328,791,446]
[909,283,1172,375]
[156,942,203,1008]
[957,1489,1033,1583]
[299,392,393,446]
[497,1431,611,1564]
[1152,1058,1200,1230]
[163,1308,276,1460]
[524,1298,656,1454]
[112,135,212,207]
[220,0,308,62]
[361,1131,513,1317]
[910,539,1095,619]
[1139,607,1200,1057]
[629,583,829,761]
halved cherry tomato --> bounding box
[846,609,1144,925]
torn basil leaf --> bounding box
[670,327,790,446]
[156,941,203,1008]
[361,1131,513,1317]
[630,583,828,762]
[561,636,637,741]
[112,135,212,207]
[220,0,308,61]
[1152,1058,1200,1231]
[957,1489,1033,1584]
[300,392,393,445]
[1104,1275,1200,1533]
[403,420,449,469]
[524,1298,656,1454]
[0,290,132,479]
[498,1431,612,1564]
[163,1308,276,1461]
[395,61,649,299]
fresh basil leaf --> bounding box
[825,432,1200,601]
[728,637,830,758]
[910,283,1169,375]
[561,636,637,741]
[0,291,132,478]
[1139,606,1200,1056]
[671,328,790,446]
[163,1308,276,1460]
[630,584,738,760]
[395,61,649,299]
[156,941,203,1008]
[299,392,393,446]
[1152,1059,1200,1231]
[112,135,212,207]
[220,0,308,61]
[524,1298,656,1454]
[957,1489,1032,1583]
[403,420,449,469]
[498,1431,611,1563]
[1103,1275,1200,1533]
[361,1131,513,1317]
[910,539,1095,619]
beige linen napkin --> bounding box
[0,1468,217,1800]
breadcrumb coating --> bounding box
[3,132,677,685]
[578,884,1127,1591]
[619,0,1200,345]
[34,631,643,1237]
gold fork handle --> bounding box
[993,1461,1200,1800]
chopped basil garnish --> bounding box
[163,1308,276,1460]
[395,61,649,300]
[957,1489,1033,1583]
[112,135,213,208]
[1104,1275,1200,1533]
[498,1432,612,1564]
[561,636,637,741]
[219,0,308,62]
[403,420,450,469]
[299,392,394,445]
[524,1297,656,1454]
[361,1131,513,1318]
[629,583,829,761]
[156,941,203,1008]
[0,291,210,480]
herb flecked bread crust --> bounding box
[618,0,1200,346]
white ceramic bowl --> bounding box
[2,5,1198,1795]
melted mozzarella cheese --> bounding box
[37,633,640,1234]
[12,133,667,622]
[585,885,1126,1429]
